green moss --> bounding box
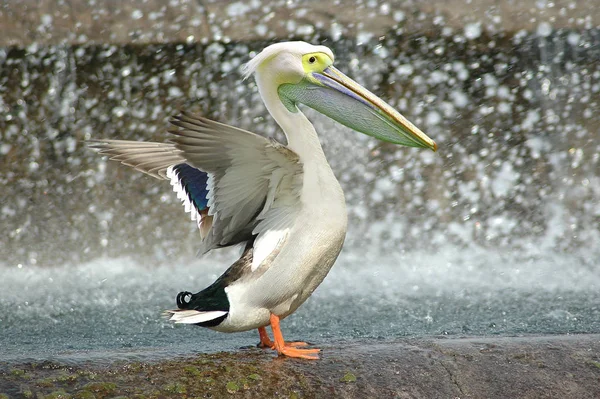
[56,372,79,383]
[226,381,240,393]
[183,365,202,376]
[81,382,117,395]
[340,372,357,383]
[37,377,58,388]
[2,349,334,397]
[240,377,254,388]
[163,382,186,394]
[588,360,600,369]
[43,390,72,399]
[23,390,34,399]
[125,362,143,372]
[77,370,98,380]
[10,368,32,380]
[0,394,10,399]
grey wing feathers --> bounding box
[167,112,303,254]
[87,140,185,179]
[87,111,304,258]
[168,113,269,172]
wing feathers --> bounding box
[166,164,212,238]
[88,112,303,263]
[87,139,185,179]
[166,113,304,254]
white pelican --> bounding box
[88,41,436,359]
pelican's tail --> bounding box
[164,289,230,327]
[165,309,228,325]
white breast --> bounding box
[212,159,348,333]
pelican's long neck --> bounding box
[255,73,327,163]
[254,70,347,223]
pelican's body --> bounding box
[89,42,436,359]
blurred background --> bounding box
[0,0,598,363]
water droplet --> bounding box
[464,22,482,40]
[131,9,143,20]
[536,21,552,37]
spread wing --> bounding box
[85,140,185,179]
[88,112,303,268]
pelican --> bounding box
[88,41,436,359]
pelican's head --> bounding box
[243,41,437,151]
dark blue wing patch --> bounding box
[170,163,210,212]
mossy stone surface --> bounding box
[0,336,599,398]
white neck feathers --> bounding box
[254,72,327,162]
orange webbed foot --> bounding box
[268,313,320,360]
[284,341,310,348]
[257,328,312,350]
[278,345,321,360]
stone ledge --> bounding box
[1,334,599,398]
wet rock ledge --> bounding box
[1,334,599,398]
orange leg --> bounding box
[257,326,274,348]
[269,314,320,360]
[257,326,309,349]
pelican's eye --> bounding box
[302,52,333,74]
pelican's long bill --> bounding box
[278,65,437,151]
